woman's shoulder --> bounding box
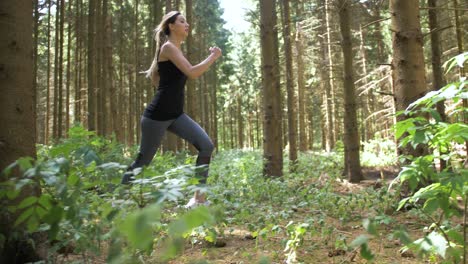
[160,42,178,53]
[159,42,178,61]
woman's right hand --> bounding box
[209,46,222,60]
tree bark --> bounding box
[58,0,65,138]
[104,0,114,136]
[338,0,363,182]
[260,0,283,177]
[325,0,336,150]
[185,0,197,154]
[390,0,428,158]
[295,2,308,153]
[0,0,45,261]
[319,3,334,152]
[53,0,60,139]
[33,0,40,142]
[451,0,467,164]
[166,0,172,12]
[74,0,82,126]
[65,0,72,136]
[46,0,52,144]
[428,0,447,170]
[282,0,298,166]
[237,93,244,148]
[88,0,97,131]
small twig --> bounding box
[362,17,391,29]
[335,229,353,235]
[423,25,453,38]
[339,247,359,264]
[420,7,468,12]
[374,90,394,96]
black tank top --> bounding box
[144,60,187,121]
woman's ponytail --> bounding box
[142,11,180,86]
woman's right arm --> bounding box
[160,43,222,79]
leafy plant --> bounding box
[392,52,468,263]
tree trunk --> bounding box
[65,0,72,136]
[358,24,373,142]
[88,0,97,131]
[324,0,336,150]
[134,0,140,145]
[46,0,52,144]
[282,0,298,166]
[428,0,447,170]
[319,6,334,152]
[185,0,197,154]
[260,0,283,177]
[33,0,40,142]
[53,0,60,139]
[104,0,114,136]
[97,0,105,136]
[221,110,226,149]
[212,69,219,151]
[128,64,135,146]
[237,93,244,148]
[390,0,427,158]
[166,0,172,12]
[0,0,45,261]
[451,0,467,164]
[338,0,362,182]
[74,0,82,126]
[58,0,65,138]
[117,0,125,143]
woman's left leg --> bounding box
[168,114,214,185]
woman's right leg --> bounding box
[121,116,173,184]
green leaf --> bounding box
[349,235,369,248]
[14,207,34,227]
[17,196,38,209]
[119,205,161,251]
[446,229,464,245]
[17,157,34,171]
[395,119,415,139]
[26,216,39,232]
[168,207,214,236]
[412,129,427,146]
[363,219,378,236]
[43,205,64,224]
[360,243,375,260]
[428,109,442,122]
[444,56,459,73]
[393,228,413,245]
[258,256,270,264]
[67,173,80,186]
[38,194,52,210]
[423,198,439,214]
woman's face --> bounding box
[170,15,190,38]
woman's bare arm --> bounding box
[159,42,221,79]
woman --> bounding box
[121,11,222,208]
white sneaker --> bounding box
[185,197,198,209]
[184,198,211,209]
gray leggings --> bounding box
[128,114,214,184]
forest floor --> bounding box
[155,166,432,264]
[47,143,465,264]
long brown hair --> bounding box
[143,11,181,85]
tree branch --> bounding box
[362,17,391,29]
